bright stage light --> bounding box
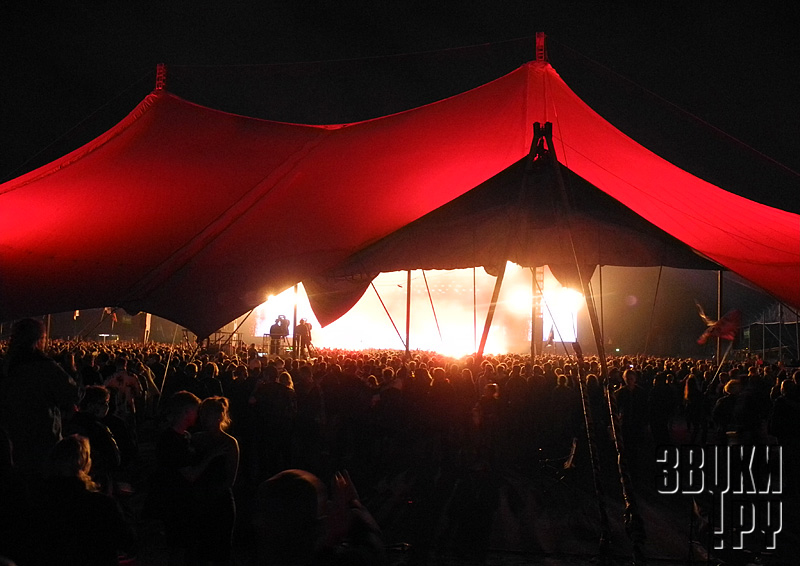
[249,263,582,355]
[508,285,533,314]
[541,285,583,343]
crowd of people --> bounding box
[0,316,798,565]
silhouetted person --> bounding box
[614,369,650,476]
[0,427,31,565]
[146,391,226,566]
[294,319,312,358]
[29,434,133,566]
[189,396,240,566]
[253,469,385,565]
[769,380,800,495]
[683,375,708,445]
[0,318,79,476]
[648,372,677,447]
[64,385,120,493]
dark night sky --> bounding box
[2,2,798,353]
[4,2,799,202]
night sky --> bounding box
[4,3,799,205]
[2,3,798,353]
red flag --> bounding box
[696,303,741,345]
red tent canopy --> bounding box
[1,61,797,337]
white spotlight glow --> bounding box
[541,271,583,343]
[245,263,586,355]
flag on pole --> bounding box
[546,327,555,347]
[695,302,741,345]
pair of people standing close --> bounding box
[148,391,240,566]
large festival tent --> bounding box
[1,50,798,340]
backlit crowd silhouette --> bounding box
[1,317,798,565]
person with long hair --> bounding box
[64,385,121,494]
[189,396,240,566]
[30,434,133,565]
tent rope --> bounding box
[218,308,255,351]
[156,323,182,411]
[2,70,153,184]
[548,37,800,180]
[371,282,406,350]
[75,307,125,341]
[531,270,577,360]
[170,35,535,69]
[421,271,443,342]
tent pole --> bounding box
[544,120,643,564]
[643,266,663,355]
[599,266,604,345]
[473,267,477,354]
[142,313,152,344]
[292,284,298,359]
[477,263,506,360]
[531,266,544,359]
[779,303,784,363]
[716,271,723,366]
[572,344,613,563]
[530,267,536,359]
[405,270,411,359]
[219,308,255,354]
[795,307,799,363]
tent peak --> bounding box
[536,32,547,63]
[155,63,167,92]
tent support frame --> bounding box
[542,120,645,564]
